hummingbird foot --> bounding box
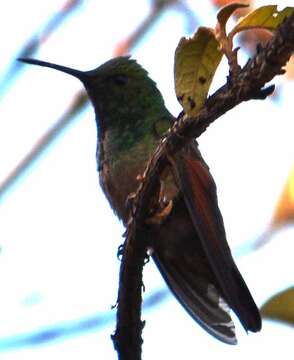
[145,178,173,225]
[125,192,137,216]
[145,199,173,225]
[117,244,125,260]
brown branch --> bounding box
[112,13,294,360]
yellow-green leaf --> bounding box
[261,287,294,325]
[174,27,222,117]
[229,5,294,40]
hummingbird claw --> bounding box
[111,301,118,310]
[145,199,173,225]
[125,192,137,216]
[117,244,125,260]
[144,253,150,265]
[145,178,174,225]
[136,174,145,182]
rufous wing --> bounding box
[171,144,261,334]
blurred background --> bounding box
[0,0,293,359]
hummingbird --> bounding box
[19,56,261,344]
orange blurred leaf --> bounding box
[285,55,294,79]
[113,39,132,56]
[271,166,294,228]
[261,287,294,325]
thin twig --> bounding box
[0,0,82,96]
[0,91,88,199]
[112,13,294,360]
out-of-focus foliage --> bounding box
[261,287,294,325]
[285,56,294,78]
[250,165,294,251]
[271,166,294,229]
[0,0,82,95]
[114,0,198,56]
[152,0,180,10]
[0,90,88,198]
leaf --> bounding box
[215,3,249,75]
[229,5,294,40]
[217,2,249,37]
[174,27,222,116]
[215,4,294,74]
[271,166,294,228]
[261,287,294,325]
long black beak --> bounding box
[18,58,88,82]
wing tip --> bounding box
[152,253,239,345]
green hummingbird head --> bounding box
[19,56,173,157]
[18,56,168,131]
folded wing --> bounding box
[152,143,261,344]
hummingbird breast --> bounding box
[98,128,178,223]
